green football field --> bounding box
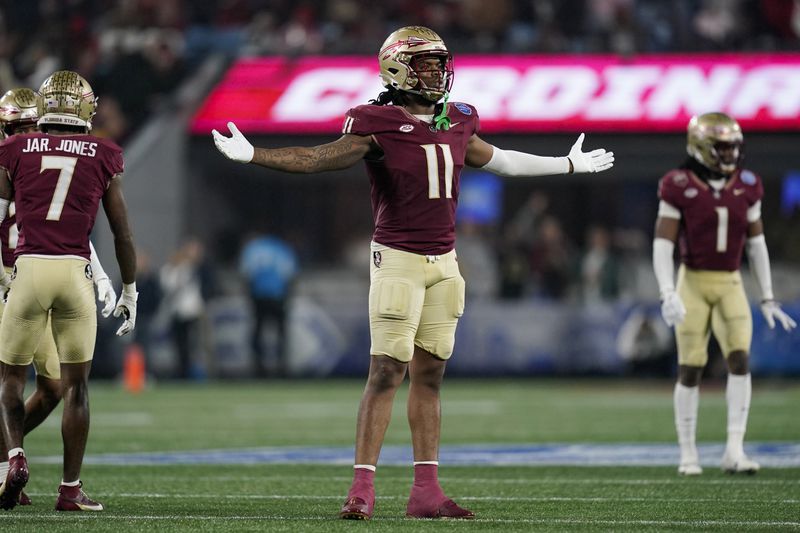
[3,378,799,531]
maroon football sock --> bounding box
[347,467,375,501]
[409,463,446,503]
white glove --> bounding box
[660,290,686,327]
[0,271,10,303]
[760,300,797,331]
[568,133,615,173]
[94,276,117,318]
[212,122,254,163]
[113,283,138,336]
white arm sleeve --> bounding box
[746,234,774,301]
[481,146,570,177]
[653,237,677,298]
[746,200,761,223]
[0,198,8,226]
[89,241,109,281]
[0,198,9,270]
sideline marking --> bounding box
[36,442,800,467]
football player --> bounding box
[653,112,796,476]
[0,87,119,506]
[213,26,614,520]
[0,71,138,511]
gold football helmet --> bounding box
[37,70,98,131]
[0,88,39,138]
[686,112,743,174]
[378,26,453,102]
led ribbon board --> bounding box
[192,54,800,134]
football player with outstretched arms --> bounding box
[0,71,138,512]
[0,88,119,507]
[214,26,614,520]
[652,112,795,477]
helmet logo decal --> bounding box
[0,105,21,115]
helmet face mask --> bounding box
[686,112,743,174]
[379,26,453,102]
[37,70,98,132]
[0,88,39,139]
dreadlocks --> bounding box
[369,87,405,106]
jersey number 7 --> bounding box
[41,155,78,221]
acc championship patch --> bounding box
[740,170,756,185]
[373,251,382,268]
[454,102,472,115]
[85,264,93,280]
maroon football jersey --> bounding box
[658,168,763,271]
[343,102,480,255]
[0,202,17,267]
[0,133,123,260]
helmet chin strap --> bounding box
[433,92,450,131]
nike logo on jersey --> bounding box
[449,122,461,128]
[733,188,745,196]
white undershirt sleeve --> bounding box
[653,237,677,298]
[746,233,773,301]
[0,198,8,226]
[481,146,570,177]
[658,200,681,219]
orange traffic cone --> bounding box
[123,343,146,393]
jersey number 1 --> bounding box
[714,206,728,253]
[41,155,78,221]
[421,144,453,199]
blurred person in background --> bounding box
[0,87,118,507]
[652,112,796,477]
[239,227,298,378]
[160,237,212,380]
[213,26,614,520]
[578,225,620,304]
[131,249,162,372]
[454,219,498,300]
[0,71,137,511]
[529,215,575,300]
[499,191,550,299]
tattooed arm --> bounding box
[252,135,374,173]
[212,122,374,173]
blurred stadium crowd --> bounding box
[2,1,800,143]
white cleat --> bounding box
[678,462,703,476]
[721,453,760,475]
